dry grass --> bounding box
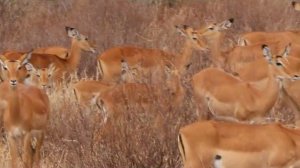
[0,0,299,167]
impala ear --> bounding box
[24,63,36,72]
[282,43,291,58]
[262,44,272,63]
[66,26,79,38]
[48,63,57,74]
[20,50,32,66]
[0,55,7,66]
[175,25,190,37]
[218,18,234,30]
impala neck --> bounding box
[206,33,226,67]
[175,40,194,75]
[258,65,280,113]
[7,84,21,124]
[67,38,82,71]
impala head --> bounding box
[120,59,142,83]
[192,18,234,38]
[175,24,208,51]
[26,63,57,89]
[262,44,299,79]
[0,51,32,87]
[292,1,300,11]
[65,26,96,53]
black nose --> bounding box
[229,18,234,23]
[10,80,17,85]
[215,154,222,160]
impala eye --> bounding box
[208,27,214,30]
[3,66,7,70]
[36,74,40,77]
[48,74,52,77]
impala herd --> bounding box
[0,2,300,168]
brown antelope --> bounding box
[97,24,207,83]
[190,18,300,70]
[73,80,114,108]
[24,63,57,90]
[72,59,141,108]
[238,31,300,46]
[192,44,297,122]
[178,120,300,168]
[2,27,96,84]
[0,53,49,168]
[34,27,96,59]
[97,61,184,122]
[292,1,300,11]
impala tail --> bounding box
[178,133,186,163]
[97,60,104,79]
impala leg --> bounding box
[7,134,18,168]
[23,133,33,168]
[32,131,44,168]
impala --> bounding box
[292,1,300,11]
[2,27,96,84]
[97,61,184,122]
[97,24,207,83]
[192,44,296,122]
[73,80,114,108]
[178,120,300,168]
[34,27,96,59]
[24,63,57,90]
[73,59,141,108]
[190,18,300,70]
[0,52,49,168]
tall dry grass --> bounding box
[0,0,299,167]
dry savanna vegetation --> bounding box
[0,0,300,167]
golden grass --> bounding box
[0,0,299,167]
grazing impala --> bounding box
[96,61,184,122]
[292,1,300,11]
[0,52,49,168]
[192,45,297,122]
[34,27,96,59]
[178,120,300,168]
[97,24,207,83]
[73,80,114,108]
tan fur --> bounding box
[178,120,300,168]
[0,55,49,168]
[238,31,300,46]
[73,80,114,107]
[2,27,95,85]
[192,46,293,121]
[97,25,205,83]
[26,64,57,90]
[98,74,184,123]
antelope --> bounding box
[73,80,114,108]
[33,27,96,59]
[97,24,207,83]
[192,44,297,122]
[0,52,49,168]
[2,27,96,84]
[292,1,300,11]
[24,63,57,90]
[178,120,300,168]
[72,59,141,108]
[190,18,300,70]
[97,61,184,122]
